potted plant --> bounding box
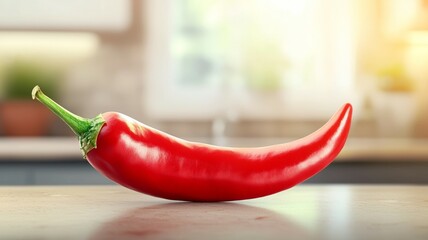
[0,60,60,136]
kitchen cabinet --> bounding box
[1,137,428,185]
[0,161,112,185]
[2,160,428,185]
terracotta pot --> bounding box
[0,100,54,136]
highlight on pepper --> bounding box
[32,85,353,202]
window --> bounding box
[144,0,360,120]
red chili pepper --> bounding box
[32,86,352,202]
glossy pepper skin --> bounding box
[32,86,352,202]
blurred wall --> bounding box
[1,0,428,139]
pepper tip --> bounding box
[32,85,41,100]
[344,102,353,113]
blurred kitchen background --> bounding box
[0,0,428,185]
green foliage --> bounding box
[376,64,413,92]
[2,61,60,100]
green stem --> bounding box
[32,85,91,136]
[32,85,105,158]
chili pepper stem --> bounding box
[32,85,105,158]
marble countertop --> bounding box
[0,137,428,162]
[1,185,427,240]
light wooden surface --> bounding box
[1,185,428,240]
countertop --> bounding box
[1,137,428,161]
[1,185,428,240]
